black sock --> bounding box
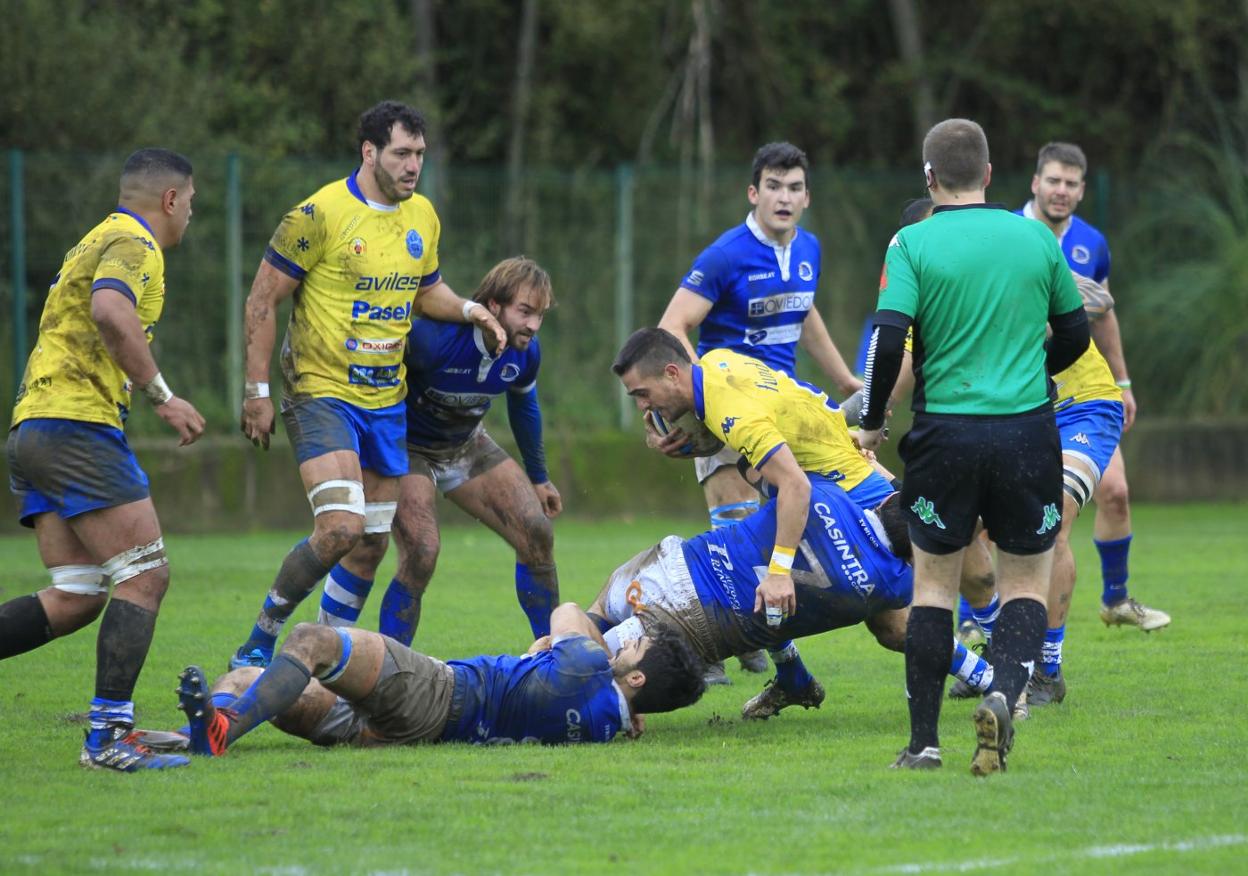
[95,599,158,702]
[990,597,1048,710]
[0,593,55,659]
[226,653,313,745]
[906,606,953,753]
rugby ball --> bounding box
[648,409,725,458]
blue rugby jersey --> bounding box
[442,636,627,745]
[679,213,821,375]
[1019,202,1111,282]
[404,317,542,448]
[682,476,913,618]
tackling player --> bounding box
[231,101,505,669]
[1019,142,1168,632]
[588,475,995,733]
[316,257,562,643]
[176,603,704,753]
[0,149,205,770]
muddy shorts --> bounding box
[407,426,510,494]
[282,396,408,477]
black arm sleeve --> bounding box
[860,310,912,430]
[1046,306,1091,375]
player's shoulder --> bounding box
[699,347,739,370]
[549,635,611,674]
[1068,214,1108,246]
[794,225,821,250]
[97,212,162,260]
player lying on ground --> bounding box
[587,474,995,720]
[176,603,705,754]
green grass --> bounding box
[1,504,1245,875]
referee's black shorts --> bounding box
[897,404,1063,556]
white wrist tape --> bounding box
[141,373,174,406]
[245,381,271,400]
[462,300,483,321]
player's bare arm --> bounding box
[753,445,809,619]
[549,602,611,654]
[240,259,300,449]
[799,308,862,396]
[417,279,508,355]
[657,288,712,362]
[1089,301,1136,430]
[91,288,205,446]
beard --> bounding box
[373,163,414,203]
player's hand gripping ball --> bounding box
[646,409,725,458]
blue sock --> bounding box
[239,595,283,660]
[971,594,1001,640]
[515,563,556,639]
[379,578,421,647]
[1095,535,1132,605]
[768,641,813,691]
[949,639,994,692]
[178,692,237,737]
[318,564,374,627]
[86,697,135,745]
[1040,625,1065,676]
[957,596,973,626]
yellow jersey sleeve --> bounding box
[701,377,788,470]
[1053,342,1122,410]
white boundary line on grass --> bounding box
[874,833,1247,874]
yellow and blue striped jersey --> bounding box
[265,171,441,409]
[693,348,876,491]
[13,209,166,429]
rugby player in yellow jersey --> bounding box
[232,101,505,669]
[0,149,205,771]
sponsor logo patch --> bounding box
[344,337,402,354]
[747,271,776,282]
[350,300,413,321]
[348,363,401,388]
[748,292,813,317]
[354,274,422,292]
[686,270,705,287]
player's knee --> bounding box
[214,667,262,697]
[283,622,338,663]
[866,613,906,652]
[103,539,171,605]
[516,514,554,565]
[42,582,108,635]
[312,516,365,561]
[397,535,439,586]
[353,531,391,569]
[1096,476,1130,515]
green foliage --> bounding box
[0,506,1246,873]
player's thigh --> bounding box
[33,511,95,568]
[448,458,549,551]
[298,450,364,491]
[66,498,163,566]
[702,464,756,509]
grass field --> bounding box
[1,503,1245,875]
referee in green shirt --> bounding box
[857,119,1089,775]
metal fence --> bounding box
[0,150,1116,434]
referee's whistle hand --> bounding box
[856,427,885,452]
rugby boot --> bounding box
[947,678,980,700]
[971,691,1014,776]
[1100,598,1171,632]
[1024,669,1067,711]
[127,728,191,752]
[891,746,942,770]
[177,665,231,756]
[703,661,732,686]
[229,646,272,671]
[740,676,826,720]
[80,725,191,771]
[736,650,770,674]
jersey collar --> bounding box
[1021,200,1071,242]
[113,206,157,240]
[346,168,399,212]
[692,364,706,420]
[611,681,632,730]
[746,212,793,281]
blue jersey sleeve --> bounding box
[681,244,731,304]
[544,636,612,689]
[507,387,548,483]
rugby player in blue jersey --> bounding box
[232,102,506,670]
[587,475,994,730]
[1018,142,1168,633]
[658,142,860,680]
[316,257,562,643]
[174,603,704,754]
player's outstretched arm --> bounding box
[417,279,507,355]
[92,289,205,445]
[754,446,810,620]
[657,288,712,362]
[241,260,300,449]
[800,308,862,396]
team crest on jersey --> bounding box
[798,260,814,282]
[406,229,424,259]
[500,363,521,382]
[1071,244,1091,265]
[350,237,367,256]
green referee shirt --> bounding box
[876,203,1083,416]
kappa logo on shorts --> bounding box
[910,497,946,530]
[1036,503,1061,535]
[1072,432,1090,446]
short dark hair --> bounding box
[1035,142,1088,177]
[875,492,912,563]
[922,119,989,192]
[357,100,427,152]
[611,327,690,378]
[121,148,193,185]
[631,622,707,714]
[900,197,934,227]
[472,256,555,310]
[751,141,809,189]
